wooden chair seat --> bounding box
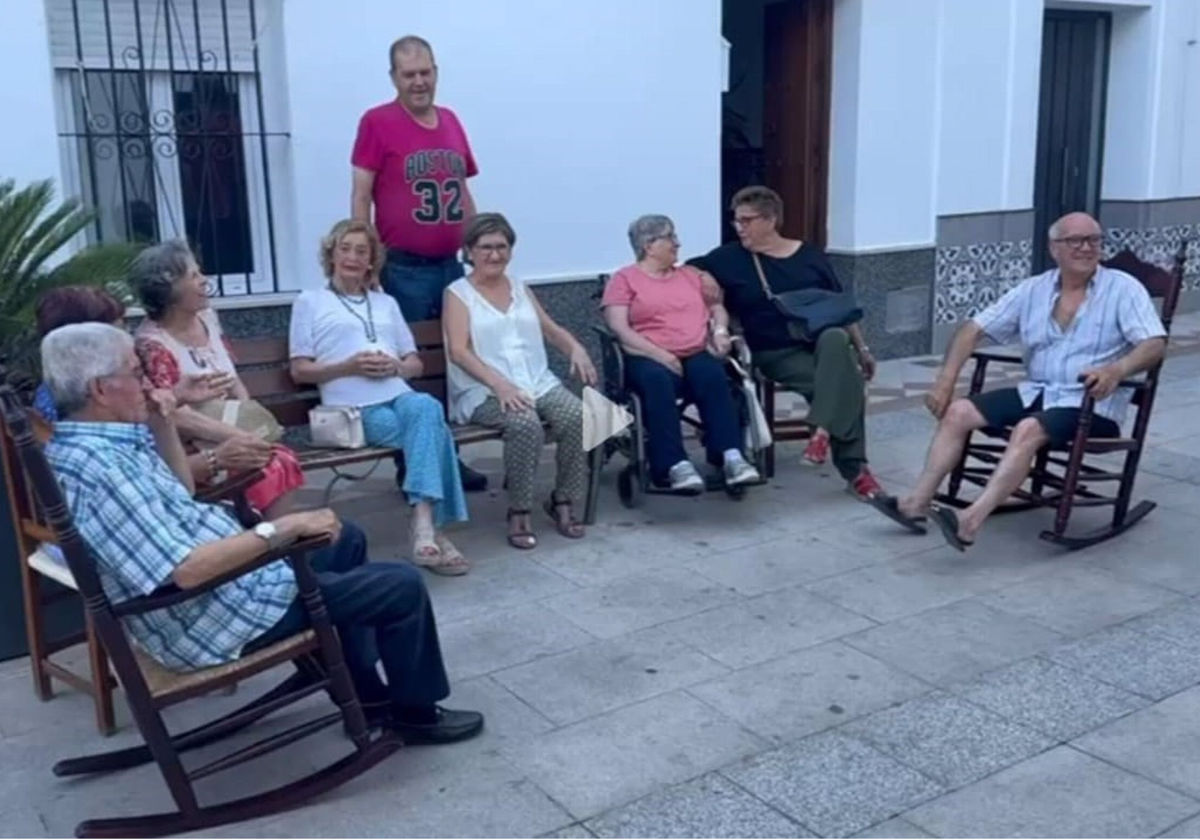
[132,630,316,704]
[28,545,76,590]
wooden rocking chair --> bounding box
[1,400,265,737]
[935,245,1185,550]
[0,382,401,838]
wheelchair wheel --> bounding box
[725,483,747,501]
[618,463,643,509]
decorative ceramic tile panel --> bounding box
[1104,223,1199,290]
[934,239,1033,324]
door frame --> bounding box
[761,0,833,250]
[1031,9,1112,272]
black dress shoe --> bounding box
[390,706,485,745]
[459,461,488,492]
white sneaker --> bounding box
[724,454,761,487]
[667,461,705,492]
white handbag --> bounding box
[308,405,366,449]
[728,344,774,453]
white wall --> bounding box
[936,0,1043,215]
[0,0,65,197]
[828,0,940,252]
[280,0,723,291]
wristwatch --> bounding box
[252,521,282,552]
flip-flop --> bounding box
[929,505,974,552]
[866,494,928,535]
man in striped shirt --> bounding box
[41,323,483,744]
[869,212,1167,550]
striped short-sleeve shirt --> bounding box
[972,266,1166,425]
[46,422,297,670]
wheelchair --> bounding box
[586,326,770,513]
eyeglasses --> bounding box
[1052,234,1103,251]
[732,214,763,228]
[472,243,511,255]
[650,233,680,245]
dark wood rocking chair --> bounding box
[0,382,401,838]
[1,400,265,737]
[935,245,1185,550]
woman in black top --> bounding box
[689,186,882,499]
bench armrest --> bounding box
[111,534,333,617]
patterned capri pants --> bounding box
[470,384,587,512]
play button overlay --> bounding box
[582,386,633,452]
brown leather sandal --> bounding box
[507,508,538,550]
[544,493,585,539]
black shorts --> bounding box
[968,387,1119,447]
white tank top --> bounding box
[445,277,561,424]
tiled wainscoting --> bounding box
[933,200,1200,352]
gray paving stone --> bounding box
[841,692,1056,787]
[442,674,558,743]
[683,533,879,597]
[660,585,876,669]
[1159,813,1200,838]
[723,730,944,838]
[953,656,1148,741]
[851,817,935,838]
[1125,597,1200,649]
[424,551,580,624]
[542,566,742,639]
[804,521,939,566]
[1043,624,1200,700]
[905,746,1199,838]
[977,566,1182,637]
[503,691,765,819]
[585,773,809,838]
[439,602,597,681]
[539,824,597,839]
[1074,685,1200,799]
[689,641,932,744]
[493,627,728,726]
[843,600,1065,686]
[1088,531,1200,595]
[806,552,1012,623]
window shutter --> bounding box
[46,0,258,73]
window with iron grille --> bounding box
[46,0,285,296]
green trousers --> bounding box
[753,327,868,480]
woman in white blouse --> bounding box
[443,213,597,549]
[289,219,469,575]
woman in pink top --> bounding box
[602,215,760,493]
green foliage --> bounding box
[0,178,142,376]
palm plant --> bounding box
[0,178,142,379]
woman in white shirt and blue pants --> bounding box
[443,213,597,550]
[289,219,469,575]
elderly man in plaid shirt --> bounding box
[40,322,483,745]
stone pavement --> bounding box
[2,313,1200,838]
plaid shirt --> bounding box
[973,266,1166,425]
[46,422,297,670]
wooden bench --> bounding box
[228,319,513,504]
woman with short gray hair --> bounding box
[133,240,304,517]
[601,215,760,493]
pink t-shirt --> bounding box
[602,265,711,355]
[351,102,479,257]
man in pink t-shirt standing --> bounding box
[351,34,487,491]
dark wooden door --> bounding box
[1032,10,1111,272]
[763,0,833,250]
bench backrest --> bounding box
[229,319,448,427]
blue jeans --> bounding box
[381,253,465,322]
[362,391,468,527]
[624,352,743,485]
[245,521,451,711]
